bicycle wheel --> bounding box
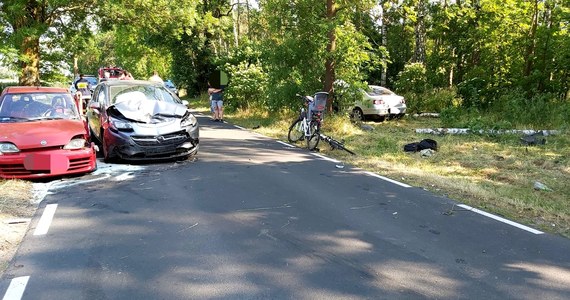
[287,119,304,143]
[306,121,320,150]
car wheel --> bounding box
[101,129,114,163]
[352,108,364,122]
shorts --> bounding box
[211,100,223,110]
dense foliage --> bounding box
[1,0,568,127]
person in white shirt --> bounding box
[148,70,163,83]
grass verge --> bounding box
[191,96,570,238]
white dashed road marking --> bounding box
[2,276,29,300]
[33,203,57,236]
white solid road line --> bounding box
[458,204,544,234]
[364,171,412,188]
[33,203,58,236]
[276,141,295,148]
[260,127,543,236]
[311,153,341,164]
[2,276,29,300]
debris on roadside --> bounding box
[404,139,438,153]
[412,113,440,118]
[3,219,31,225]
[319,134,356,155]
[415,128,559,136]
[520,132,546,146]
[533,181,553,192]
[420,149,435,158]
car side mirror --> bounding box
[182,100,189,106]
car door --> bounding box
[357,89,377,115]
[87,85,106,141]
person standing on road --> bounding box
[148,70,164,83]
[74,74,92,97]
[208,83,224,122]
[74,74,92,113]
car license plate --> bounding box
[23,153,70,173]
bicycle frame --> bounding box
[299,108,311,137]
[287,94,323,151]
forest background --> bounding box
[1,0,568,129]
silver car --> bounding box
[86,80,199,162]
[352,85,406,122]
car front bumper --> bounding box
[0,146,97,179]
[105,124,199,161]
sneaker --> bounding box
[219,119,224,123]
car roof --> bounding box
[100,80,165,87]
[1,86,69,94]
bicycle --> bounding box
[287,92,327,151]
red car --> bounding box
[98,67,124,82]
[0,86,97,179]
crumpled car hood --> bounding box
[110,98,188,123]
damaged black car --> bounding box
[86,80,199,162]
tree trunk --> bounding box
[19,36,41,86]
[380,3,387,87]
[449,48,455,87]
[412,0,427,64]
[538,1,553,92]
[74,56,79,78]
[523,0,539,78]
[232,0,240,47]
[324,0,336,112]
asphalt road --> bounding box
[2,114,570,299]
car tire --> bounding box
[352,108,364,122]
[101,129,114,163]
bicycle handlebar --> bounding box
[296,94,313,104]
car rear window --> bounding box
[367,87,394,96]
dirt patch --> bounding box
[0,180,38,276]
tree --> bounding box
[0,0,96,85]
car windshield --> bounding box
[110,84,180,105]
[0,93,80,122]
[367,86,394,96]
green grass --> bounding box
[189,96,570,238]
